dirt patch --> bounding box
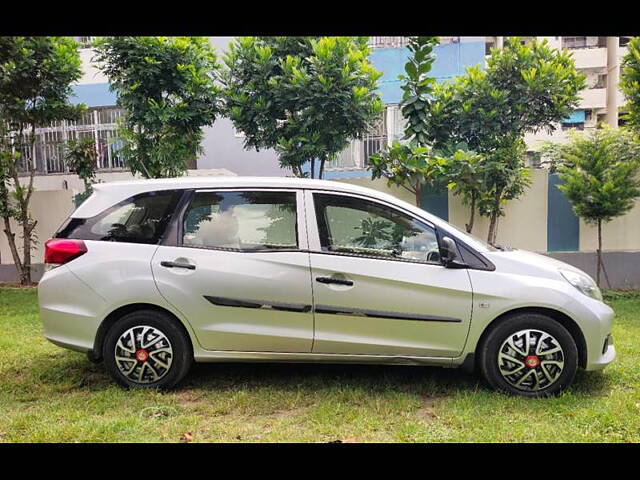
[174,389,208,408]
[416,396,444,422]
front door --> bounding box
[306,191,473,357]
[152,189,314,353]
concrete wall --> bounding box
[0,190,76,276]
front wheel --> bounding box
[479,313,579,397]
[103,310,192,390]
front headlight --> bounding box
[559,268,603,301]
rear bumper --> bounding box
[38,266,106,353]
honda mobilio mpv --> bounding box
[38,177,615,396]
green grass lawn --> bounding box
[1,286,639,443]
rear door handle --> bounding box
[315,276,353,286]
[161,260,196,270]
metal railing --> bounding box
[327,109,389,170]
[367,37,410,49]
[15,107,126,175]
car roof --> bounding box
[72,175,447,229]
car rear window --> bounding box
[55,190,183,245]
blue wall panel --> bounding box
[547,173,580,251]
[69,83,117,107]
[419,184,449,221]
[369,41,486,104]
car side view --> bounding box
[38,177,615,397]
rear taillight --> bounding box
[44,238,87,268]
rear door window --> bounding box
[56,190,182,244]
[181,190,298,251]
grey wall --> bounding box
[198,37,284,176]
[546,251,640,290]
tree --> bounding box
[64,136,98,206]
[369,37,452,206]
[621,37,640,130]
[221,36,383,178]
[64,136,97,200]
[440,145,485,233]
[425,37,585,243]
[548,126,640,287]
[0,36,84,284]
[93,37,222,178]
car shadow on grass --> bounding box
[25,351,613,399]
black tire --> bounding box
[479,313,578,397]
[103,309,193,390]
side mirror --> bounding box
[440,236,466,268]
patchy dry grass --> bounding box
[1,286,639,443]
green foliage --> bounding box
[554,126,640,224]
[0,37,83,284]
[620,37,640,130]
[398,37,439,147]
[368,37,442,205]
[369,141,447,205]
[221,36,383,178]
[425,37,584,242]
[64,137,97,193]
[550,125,640,286]
[93,37,222,178]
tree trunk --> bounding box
[310,159,315,179]
[596,219,602,288]
[415,182,421,207]
[319,157,326,180]
[487,194,501,245]
[465,193,476,233]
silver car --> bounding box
[38,177,615,397]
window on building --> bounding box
[72,37,95,49]
[327,108,389,171]
[561,122,585,131]
[525,151,542,169]
[16,106,125,174]
[367,37,410,49]
[563,37,587,49]
[594,74,607,89]
[620,37,632,47]
[485,38,496,55]
[585,109,593,122]
[182,191,298,251]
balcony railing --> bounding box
[367,37,410,49]
[14,107,126,175]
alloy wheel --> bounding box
[114,325,173,384]
[497,329,565,392]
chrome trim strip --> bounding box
[203,295,460,322]
[314,304,462,323]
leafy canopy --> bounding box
[423,37,584,240]
[552,126,640,224]
[93,36,222,178]
[621,37,640,131]
[221,36,383,177]
[369,37,452,205]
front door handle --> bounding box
[315,276,353,286]
[161,260,196,270]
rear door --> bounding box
[305,190,473,358]
[152,189,314,353]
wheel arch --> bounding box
[91,303,194,362]
[475,306,588,370]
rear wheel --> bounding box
[479,313,578,397]
[103,310,192,390]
